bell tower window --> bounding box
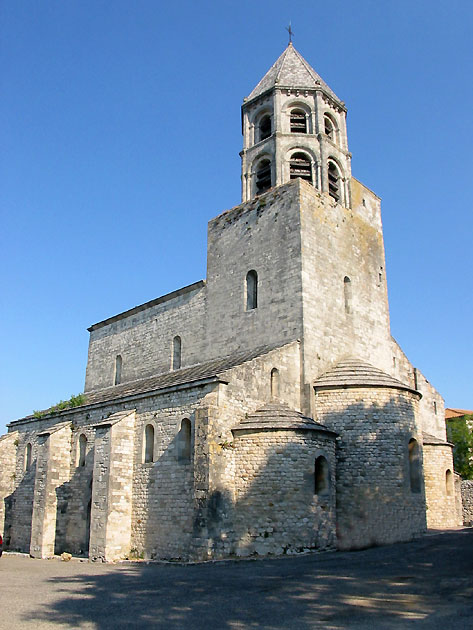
[324,114,335,141]
[290,152,312,184]
[258,115,271,142]
[328,160,341,202]
[290,109,307,133]
[255,159,271,194]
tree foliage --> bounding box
[447,415,473,479]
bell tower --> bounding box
[241,43,352,206]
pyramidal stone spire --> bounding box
[247,43,342,105]
[241,44,351,204]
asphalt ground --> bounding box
[1,528,472,630]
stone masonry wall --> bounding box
[315,386,426,550]
[299,180,392,416]
[205,182,304,361]
[0,432,18,540]
[422,443,460,529]
[461,480,473,526]
[30,423,72,558]
[230,429,337,557]
[85,282,206,392]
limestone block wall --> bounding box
[315,386,426,550]
[0,432,18,538]
[230,429,337,557]
[85,281,207,392]
[390,339,446,440]
[205,182,304,360]
[461,480,473,526]
[89,411,135,562]
[422,443,460,529]
[299,181,393,405]
[30,423,72,558]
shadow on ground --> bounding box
[24,530,473,629]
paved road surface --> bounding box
[1,529,472,629]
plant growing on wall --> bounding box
[447,415,473,479]
[33,393,86,419]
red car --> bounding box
[0,534,3,557]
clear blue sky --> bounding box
[1,0,472,434]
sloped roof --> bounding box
[422,432,453,447]
[313,359,419,395]
[8,343,287,425]
[445,408,473,419]
[247,43,341,104]
[232,401,336,434]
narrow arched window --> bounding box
[328,160,341,202]
[246,270,258,310]
[25,442,32,471]
[314,456,329,495]
[270,368,280,399]
[408,438,421,493]
[172,335,181,370]
[78,434,87,467]
[114,355,122,385]
[343,276,352,314]
[255,159,271,194]
[144,424,155,463]
[324,114,335,141]
[445,469,453,496]
[290,109,307,133]
[290,152,312,184]
[258,115,271,142]
[178,418,191,463]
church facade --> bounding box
[0,45,462,561]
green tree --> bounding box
[447,415,473,479]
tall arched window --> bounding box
[78,434,87,467]
[255,159,271,194]
[290,109,307,133]
[172,335,182,370]
[246,270,258,310]
[114,355,122,385]
[290,152,312,184]
[25,442,32,471]
[270,368,280,399]
[445,469,453,496]
[314,456,329,495]
[258,114,271,142]
[324,114,336,141]
[144,424,155,463]
[328,160,341,202]
[408,438,421,493]
[178,418,191,462]
[343,276,352,314]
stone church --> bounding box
[0,44,463,562]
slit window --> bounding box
[246,270,258,310]
[114,355,122,385]
[270,368,280,399]
[258,115,271,142]
[178,418,191,463]
[78,434,87,467]
[314,456,329,495]
[328,160,341,202]
[144,424,155,463]
[25,442,32,471]
[408,438,421,493]
[290,152,312,184]
[172,335,182,370]
[256,159,271,194]
[290,109,307,133]
[446,469,453,496]
[343,276,352,314]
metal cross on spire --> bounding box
[286,22,294,44]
